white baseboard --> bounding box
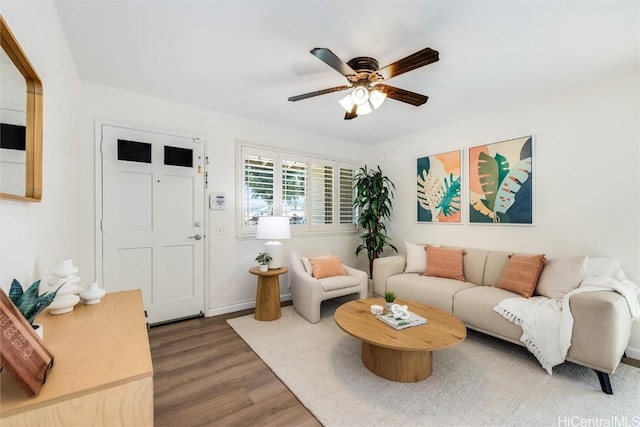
[625,345,640,360]
[206,293,292,317]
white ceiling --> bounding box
[53,1,638,145]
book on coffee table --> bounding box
[375,311,427,330]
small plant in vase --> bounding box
[8,279,61,338]
[384,291,397,312]
[255,252,273,272]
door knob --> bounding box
[189,234,202,240]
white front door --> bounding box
[101,124,205,324]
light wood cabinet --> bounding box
[0,290,153,426]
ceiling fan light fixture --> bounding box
[369,88,387,110]
[351,86,369,106]
[339,87,379,115]
[338,94,355,113]
[290,46,439,120]
[356,102,372,115]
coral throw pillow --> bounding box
[424,246,466,281]
[498,254,546,298]
[310,256,346,279]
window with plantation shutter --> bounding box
[242,151,274,226]
[282,158,307,225]
[237,142,359,236]
[311,162,333,226]
[339,167,355,225]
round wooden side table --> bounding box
[248,266,288,321]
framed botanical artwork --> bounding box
[468,135,533,225]
[417,149,461,223]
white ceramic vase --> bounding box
[48,293,81,314]
[259,264,269,272]
[47,258,82,314]
[51,258,79,276]
[79,282,106,305]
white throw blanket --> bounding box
[494,271,640,375]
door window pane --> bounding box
[118,139,151,163]
[0,123,25,150]
[164,145,193,168]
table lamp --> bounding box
[256,216,291,269]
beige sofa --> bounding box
[372,245,635,394]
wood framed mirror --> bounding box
[0,15,43,202]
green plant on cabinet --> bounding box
[8,279,60,324]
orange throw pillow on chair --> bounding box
[310,256,346,279]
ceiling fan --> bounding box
[288,47,439,120]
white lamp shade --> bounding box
[256,216,291,240]
[339,87,385,115]
[351,86,369,105]
[356,102,372,115]
[369,88,387,109]
[339,94,355,113]
[256,216,291,269]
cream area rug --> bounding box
[227,302,640,427]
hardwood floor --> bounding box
[149,309,321,427]
[149,306,640,426]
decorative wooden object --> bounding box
[248,266,288,321]
[334,298,467,382]
[0,288,54,396]
[0,290,153,426]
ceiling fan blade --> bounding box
[311,48,358,81]
[344,105,358,120]
[376,84,429,106]
[373,47,439,81]
[288,85,351,102]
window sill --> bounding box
[236,229,358,240]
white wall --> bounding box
[0,1,79,290]
[75,83,369,316]
[372,69,640,354]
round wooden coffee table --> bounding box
[334,298,466,382]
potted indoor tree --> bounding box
[255,252,273,272]
[353,165,398,278]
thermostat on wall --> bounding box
[210,192,226,210]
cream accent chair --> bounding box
[289,251,368,324]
